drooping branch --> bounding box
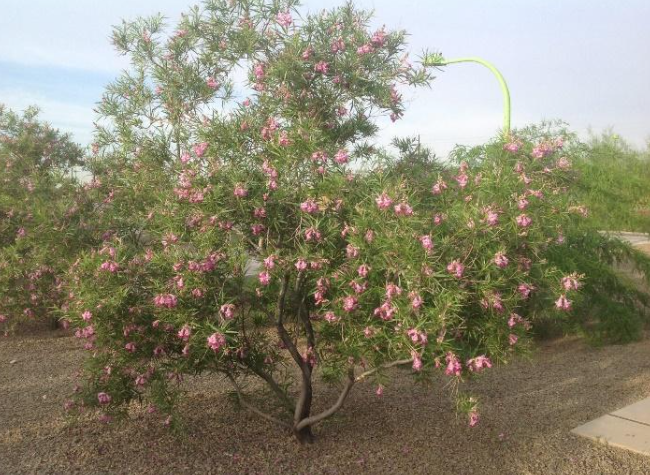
[226,374,291,429]
[295,367,355,431]
[246,365,295,413]
[354,358,414,383]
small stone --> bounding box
[9,359,17,364]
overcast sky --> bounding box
[1,0,648,156]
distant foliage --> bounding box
[575,132,650,233]
[0,105,91,333]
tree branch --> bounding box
[226,374,291,429]
[295,367,355,431]
[276,273,309,371]
[247,365,295,413]
[354,358,414,383]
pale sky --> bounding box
[1,0,648,156]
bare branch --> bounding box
[227,374,291,429]
[355,358,413,383]
[295,368,355,431]
[247,365,295,413]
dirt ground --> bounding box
[2,330,650,475]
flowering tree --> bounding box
[0,105,88,332]
[64,0,586,443]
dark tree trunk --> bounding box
[294,425,315,444]
[294,375,314,444]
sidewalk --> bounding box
[572,398,650,456]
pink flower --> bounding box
[99,261,119,273]
[445,352,462,376]
[258,271,271,286]
[431,179,448,195]
[371,28,387,47]
[376,385,383,396]
[393,202,413,216]
[503,140,521,153]
[517,198,529,210]
[375,192,393,210]
[561,274,581,291]
[411,351,423,372]
[365,229,375,243]
[253,63,265,81]
[278,130,291,146]
[420,235,434,253]
[220,304,236,320]
[300,199,319,214]
[467,355,492,372]
[125,342,136,353]
[81,310,93,322]
[517,283,534,299]
[494,252,509,268]
[153,294,178,309]
[342,296,358,312]
[193,142,208,157]
[455,173,469,188]
[324,311,339,323]
[409,291,424,310]
[385,283,402,300]
[295,259,308,272]
[555,294,572,311]
[357,43,373,55]
[333,149,349,164]
[346,245,359,259]
[276,11,293,28]
[516,214,532,228]
[263,255,276,270]
[508,313,531,330]
[304,227,322,242]
[469,411,480,427]
[349,280,368,294]
[509,334,518,346]
[364,326,375,338]
[233,185,248,197]
[206,77,219,89]
[301,46,314,59]
[314,61,329,74]
[177,325,192,341]
[447,260,465,279]
[373,301,397,320]
[97,392,111,405]
[433,213,445,225]
[407,328,428,346]
[357,264,370,278]
[485,210,499,226]
[207,332,227,352]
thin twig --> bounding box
[354,358,414,383]
[226,374,291,429]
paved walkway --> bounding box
[572,231,650,456]
[602,231,650,246]
[572,398,650,456]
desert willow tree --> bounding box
[66,0,580,443]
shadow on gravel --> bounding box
[2,334,650,474]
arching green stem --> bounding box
[424,55,511,137]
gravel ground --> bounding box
[2,330,650,475]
